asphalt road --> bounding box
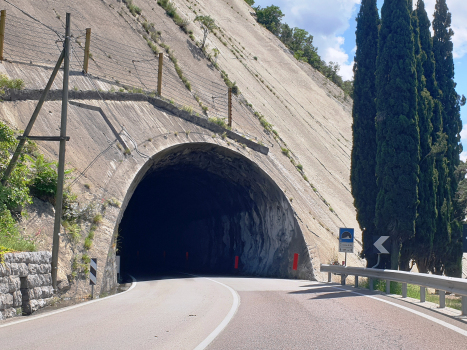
[2,274,467,349]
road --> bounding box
[2,274,467,349]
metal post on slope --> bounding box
[0,10,6,61]
[228,87,232,128]
[83,28,91,73]
[51,13,71,291]
[1,49,65,185]
[157,53,163,96]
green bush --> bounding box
[26,155,57,204]
[123,0,142,16]
[0,74,24,94]
[84,237,92,250]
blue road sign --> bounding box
[339,228,354,253]
[339,228,354,243]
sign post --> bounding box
[372,236,390,268]
[339,228,354,266]
[90,258,97,299]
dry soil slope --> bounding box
[0,0,364,286]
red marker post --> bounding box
[234,256,239,269]
[293,253,299,271]
[186,252,189,261]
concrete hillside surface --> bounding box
[0,0,363,298]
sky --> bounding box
[252,0,467,159]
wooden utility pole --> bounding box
[0,10,6,61]
[1,50,65,184]
[83,28,91,73]
[51,13,71,290]
[228,88,232,128]
[157,53,163,96]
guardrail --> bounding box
[320,264,467,315]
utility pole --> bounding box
[51,13,71,290]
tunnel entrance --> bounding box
[118,143,311,279]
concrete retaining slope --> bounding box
[0,252,53,320]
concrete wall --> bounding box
[0,252,53,320]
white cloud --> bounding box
[253,0,466,80]
[254,0,359,80]
[419,0,467,59]
[461,151,467,162]
[460,124,467,140]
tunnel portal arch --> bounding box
[116,142,312,278]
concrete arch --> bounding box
[110,142,313,281]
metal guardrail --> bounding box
[321,264,467,315]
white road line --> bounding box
[0,276,137,329]
[184,275,241,350]
[333,286,467,337]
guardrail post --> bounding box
[157,53,163,96]
[341,274,346,286]
[402,283,407,298]
[83,28,91,73]
[386,280,390,294]
[327,272,331,283]
[0,10,6,61]
[462,296,467,316]
[369,278,374,291]
[355,276,358,288]
[439,290,445,308]
[420,286,425,302]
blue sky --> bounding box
[252,0,467,158]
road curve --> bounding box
[1,274,234,350]
[2,275,467,349]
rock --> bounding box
[57,278,70,292]
[0,264,8,277]
[8,276,20,293]
[17,263,29,277]
[0,293,13,310]
[28,264,39,275]
[0,307,16,319]
[12,290,22,307]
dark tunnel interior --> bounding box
[117,144,311,280]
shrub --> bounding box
[92,214,103,225]
[84,237,92,250]
[209,117,228,128]
[0,74,24,94]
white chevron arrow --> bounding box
[374,236,390,254]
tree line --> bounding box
[351,0,466,275]
[245,1,353,97]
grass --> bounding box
[105,198,121,208]
[0,74,25,94]
[92,214,103,225]
[123,0,142,16]
[355,278,462,311]
[63,221,81,244]
[208,117,229,129]
[182,105,193,114]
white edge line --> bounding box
[0,275,137,329]
[184,275,240,350]
[332,285,467,337]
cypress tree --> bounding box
[350,0,380,267]
[408,0,437,273]
[432,0,463,276]
[375,0,419,270]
